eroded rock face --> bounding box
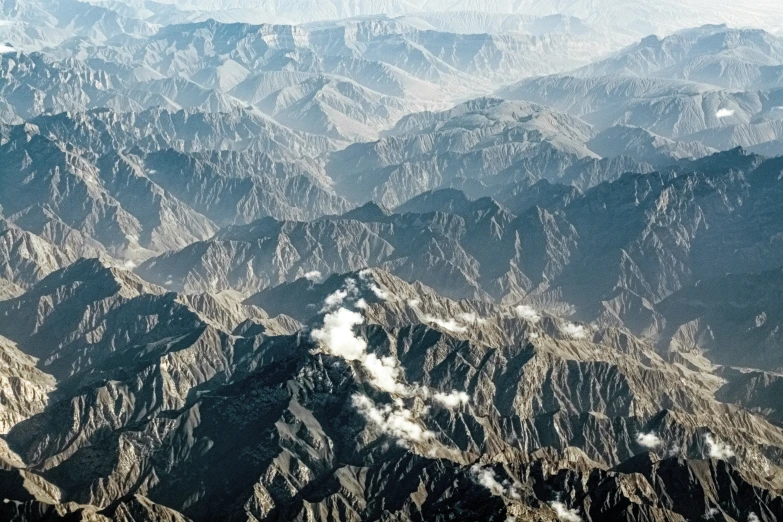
[0,265,781,521]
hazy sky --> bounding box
[111,0,781,35]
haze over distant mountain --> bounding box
[89,0,783,36]
[2,1,783,521]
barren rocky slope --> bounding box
[1,264,782,521]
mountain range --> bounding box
[2,1,783,520]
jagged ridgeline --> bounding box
[2,1,783,521]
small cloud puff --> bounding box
[407,298,421,308]
[369,283,391,301]
[304,270,322,281]
[123,260,137,270]
[748,514,760,522]
[562,322,587,339]
[358,269,392,301]
[471,465,505,495]
[716,108,735,118]
[321,278,358,311]
[311,307,367,361]
[423,315,468,333]
[551,502,582,522]
[323,289,348,310]
[636,432,663,449]
[704,434,734,460]
[362,353,405,394]
[352,394,434,445]
[457,312,486,324]
[470,465,521,499]
[433,390,470,408]
[515,305,541,323]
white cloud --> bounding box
[369,283,390,300]
[362,353,405,394]
[562,322,587,339]
[323,288,349,309]
[359,269,392,301]
[636,432,663,449]
[457,312,486,324]
[304,270,322,281]
[311,307,367,361]
[704,434,734,459]
[433,390,470,408]
[321,278,358,311]
[716,108,735,118]
[123,260,137,270]
[515,305,541,323]
[471,465,505,496]
[352,394,434,444]
[748,514,760,522]
[407,299,421,308]
[355,298,368,309]
[313,282,471,447]
[470,465,520,499]
[0,44,14,54]
[551,502,582,522]
[423,315,468,333]
[528,331,540,340]
[706,508,719,518]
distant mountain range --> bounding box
[84,0,783,36]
